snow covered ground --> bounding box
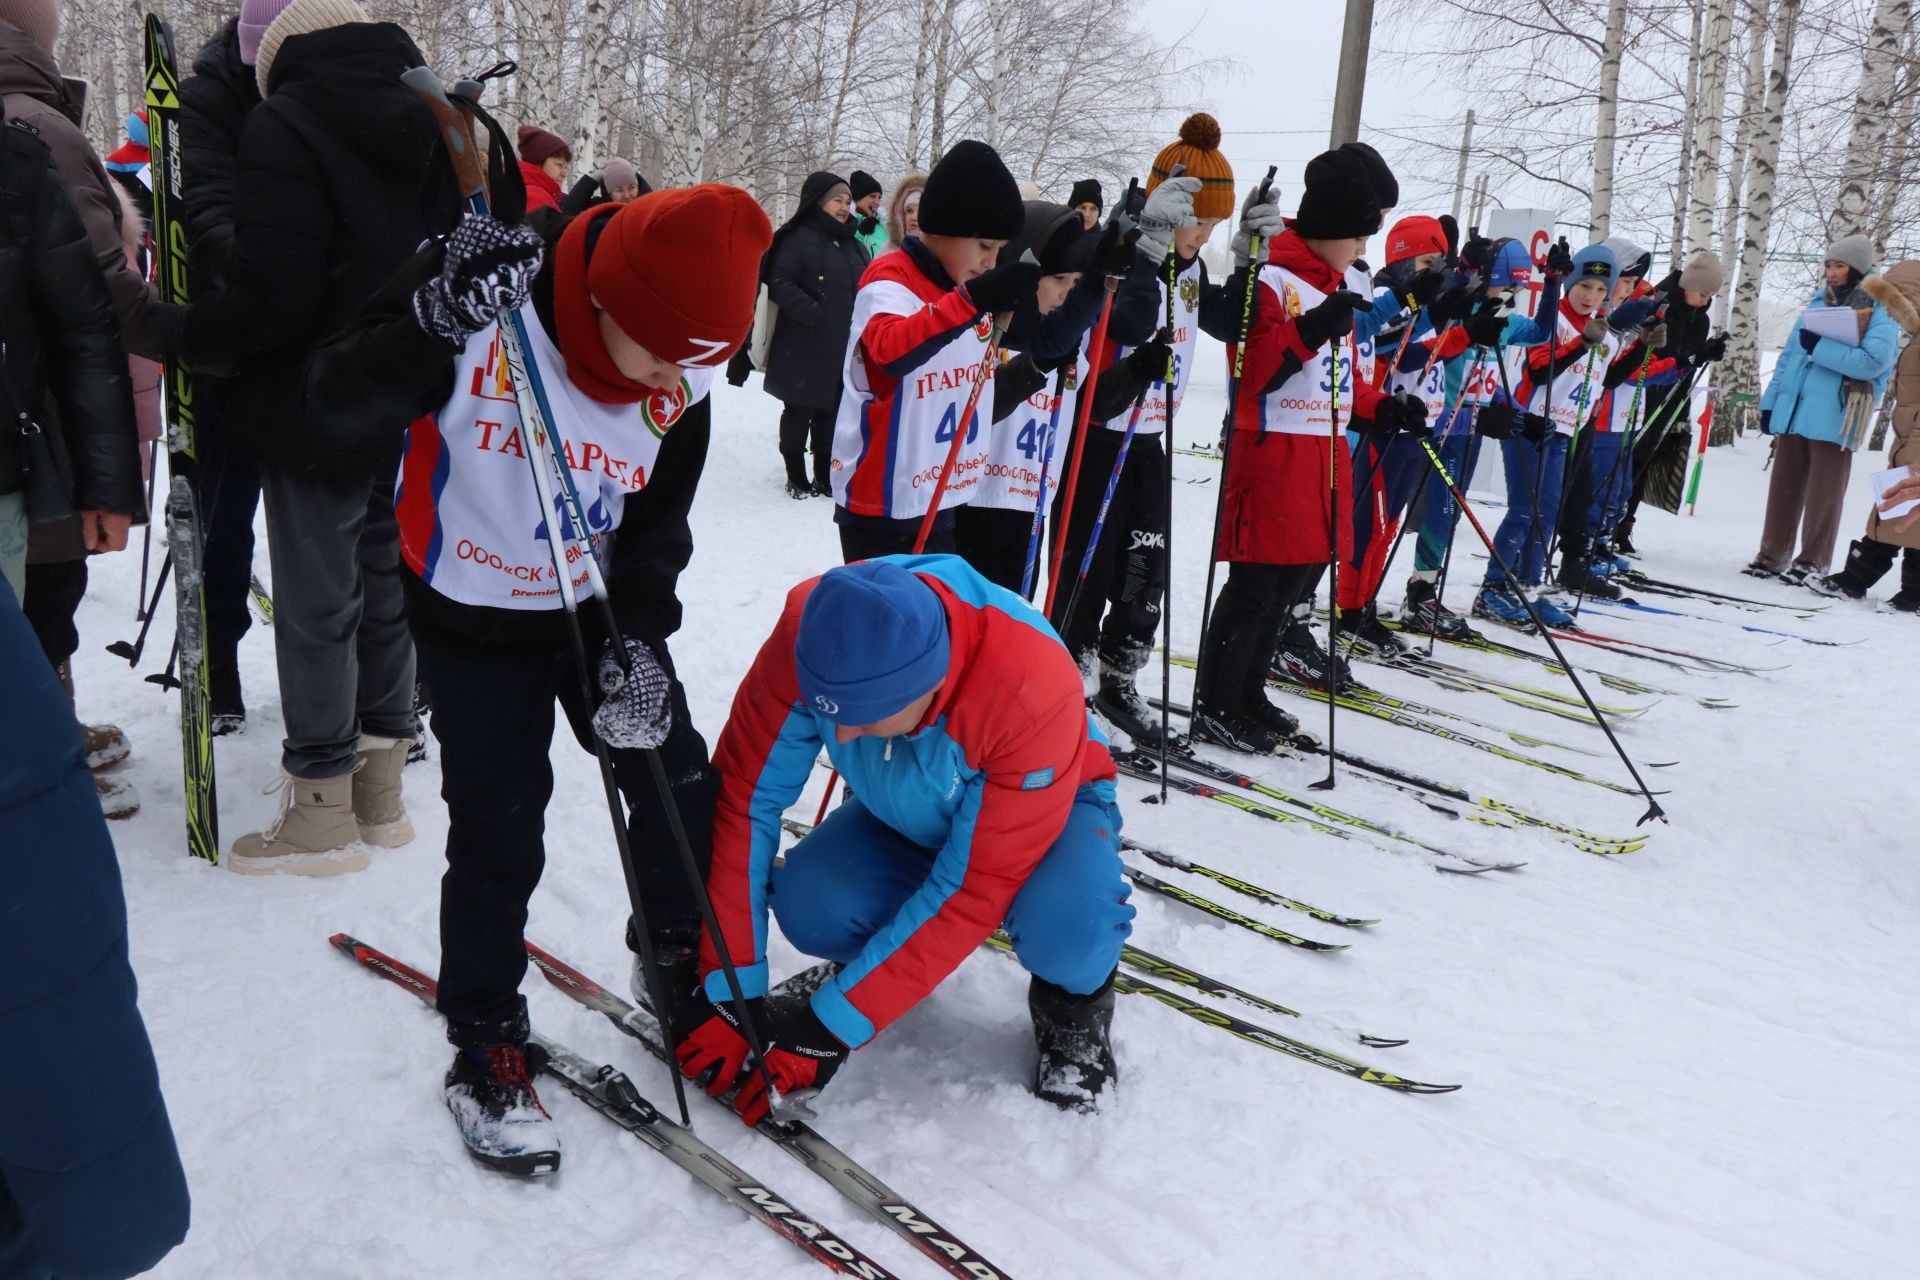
[81,336,1920,1279]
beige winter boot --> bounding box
[228,771,370,876]
[352,734,415,848]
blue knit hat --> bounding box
[1569,243,1618,296]
[796,560,950,726]
[1488,239,1534,289]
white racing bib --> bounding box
[971,342,1089,513]
[1242,262,1377,436]
[1108,256,1201,435]
[1503,310,1615,436]
[394,306,713,611]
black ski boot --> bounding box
[1614,525,1638,556]
[1334,602,1406,656]
[1889,550,1920,612]
[1191,701,1283,754]
[628,916,705,1037]
[783,454,814,500]
[1555,537,1621,600]
[443,1041,560,1176]
[1091,669,1176,749]
[1402,575,1474,640]
[1030,971,1118,1112]
[209,642,245,736]
[1272,608,1354,690]
[1810,538,1895,600]
[810,467,833,498]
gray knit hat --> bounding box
[256,0,369,96]
[0,0,58,53]
[1825,233,1874,276]
[1679,250,1724,296]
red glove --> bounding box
[674,996,764,1097]
[733,1002,850,1128]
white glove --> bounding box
[1230,183,1283,270]
[1136,175,1200,264]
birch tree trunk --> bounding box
[1870,45,1918,258]
[824,0,865,164]
[1830,0,1911,239]
[904,0,939,166]
[984,0,1013,147]
[927,0,959,165]
[730,0,768,188]
[1589,0,1627,240]
[1670,0,1704,270]
[1715,5,1768,330]
[1724,0,1801,436]
[1686,0,1733,254]
[575,0,615,170]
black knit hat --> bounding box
[917,140,1025,241]
[1068,178,1103,213]
[1295,142,1398,240]
[849,169,882,201]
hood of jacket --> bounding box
[262,22,439,173]
[0,20,82,125]
[1866,266,1920,337]
[999,200,1092,276]
[192,16,262,111]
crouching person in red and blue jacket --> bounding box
[680,554,1135,1121]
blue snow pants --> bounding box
[1486,434,1569,587]
[1413,413,1480,574]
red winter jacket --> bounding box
[518,159,562,213]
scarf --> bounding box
[1825,280,1880,449]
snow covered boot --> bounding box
[228,771,370,876]
[444,1042,561,1176]
[1030,971,1118,1113]
[1334,602,1406,656]
[628,916,704,1037]
[352,734,414,847]
[1091,669,1176,749]
[1473,584,1533,627]
[783,453,814,500]
[1272,608,1353,690]
[1741,558,1778,579]
[82,722,129,771]
[96,773,139,820]
[1889,551,1920,613]
[1778,562,1816,586]
[1526,585,1577,627]
[1809,538,1894,600]
[1403,575,1474,640]
[209,642,245,736]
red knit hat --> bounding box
[517,124,571,166]
[1383,215,1446,266]
[554,185,773,401]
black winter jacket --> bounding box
[181,22,459,473]
[306,214,710,653]
[178,17,259,296]
[0,111,141,520]
[763,203,869,411]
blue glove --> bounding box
[1799,329,1820,354]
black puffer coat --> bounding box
[178,17,259,296]
[762,172,869,411]
[0,110,141,520]
[180,21,460,473]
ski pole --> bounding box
[405,66,776,1129]
[145,634,181,691]
[1426,346,1500,657]
[1192,165,1275,714]
[1157,251,1180,804]
[134,438,158,620]
[1057,387,1153,647]
[1019,366,1072,599]
[1553,344,1652,609]
[911,284,1028,554]
[106,550,173,667]
[1412,435,1668,826]
[1311,329,1352,792]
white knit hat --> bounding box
[255,0,369,96]
[1679,250,1724,296]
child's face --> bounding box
[1037,272,1081,314]
[1410,251,1443,272]
[1610,276,1639,306]
[591,300,684,390]
[1073,201,1101,230]
[1174,218,1224,260]
[922,233,1007,283]
[1305,236,1370,274]
[1682,286,1712,308]
[856,193,882,216]
[901,192,922,236]
[1568,279,1608,315]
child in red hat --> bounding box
[310,184,771,1175]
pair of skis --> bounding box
[1385,617,1747,704]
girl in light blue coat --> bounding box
[1747,234,1903,581]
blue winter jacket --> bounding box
[0,586,190,1279]
[1759,287,1901,448]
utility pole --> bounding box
[1450,109,1475,221]
[1329,0,1376,146]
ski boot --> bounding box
[1190,699,1283,755]
[1741,558,1778,579]
[1778,562,1815,587]
[1403,576,1475,640]
[1473,584,1534,627]
[628,916,705,1038]
[1810,539,1894,600]
[1090,669,1178,749]
[1554,550,1621,600]
[1526,584,1577,627]
[1592,540,1632,576]
[209,642,245,737]
[1333,602,1407,656]
[1030,972,1118,1113]
[1272,610,1354,690]
[444,1041,560,1176]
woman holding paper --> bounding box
[1746,236,1903,583]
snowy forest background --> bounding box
[54,0,1920,431]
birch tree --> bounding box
[1589,0,1627,239]
[1724,0,1801,427]
[1715,4,1769,329]
[1685,0,1733,254]
[1830,0,1914,239]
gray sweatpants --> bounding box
[1755,434,1855,575]
[260,462,415,779]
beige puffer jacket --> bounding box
[1864,262,1920,549]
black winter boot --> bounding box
[1193,600,1283,754]
[1403,574,1475,639]
[1030,971,1118,1112]
[1554,535,1620,600]
[783,452,813,499]
[627,916,705,1038]
[209,642,245,736]
[1889,550,1920,612]
[1091,668,1177,749]
[1334,601,1406,655]
[1810,538,1895,600]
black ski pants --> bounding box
[194,431,263,655]
[954,504,1036,593]
[835,510,957,564]
[413,624,717,1050]
[1197,561,1320,713]
[778,403,834,485]
[1047,429,1166,674]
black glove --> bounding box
[1371,390,1431,438]
[1438,214,1461,265]
[412,212,545,348]
[1429,278,1483,325]
[591,637,674,750]
[1092,210,1140,276]
[1296,290,1372,350]
[1698,334,1729,364]
[1408,267,1446,309]
[1464,306,1507,348]
[1798,328,1820,354]
[1545,236,1574,279]
[1519,412,1554,444]
[856,213,879,237]
[732,1001,851,1128]
[1759,408,1772,434]
[1124,337,1175,383]
[1459,231,1494,273]
[962,260,1042,316]
[1474,402,1518,440]
[1033,347,1080,374]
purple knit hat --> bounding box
[238,0,297,65]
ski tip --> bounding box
[1358,1035,1410,1049]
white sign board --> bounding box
[1484,208,1562,317]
